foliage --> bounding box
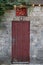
[0,0,14,23]
[0,0,13,16]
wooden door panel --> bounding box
[12,21,30,62]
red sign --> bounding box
[16,7,27,16]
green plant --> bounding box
[0,0,14,23]
[0,0,14,15]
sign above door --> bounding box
[16,7,27,16]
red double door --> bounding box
[12,21,30,62]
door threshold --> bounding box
[12,62,29,64]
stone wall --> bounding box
[0,6,43,64]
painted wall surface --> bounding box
[0,7,43,64]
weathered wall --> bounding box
[0,7,43,64]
